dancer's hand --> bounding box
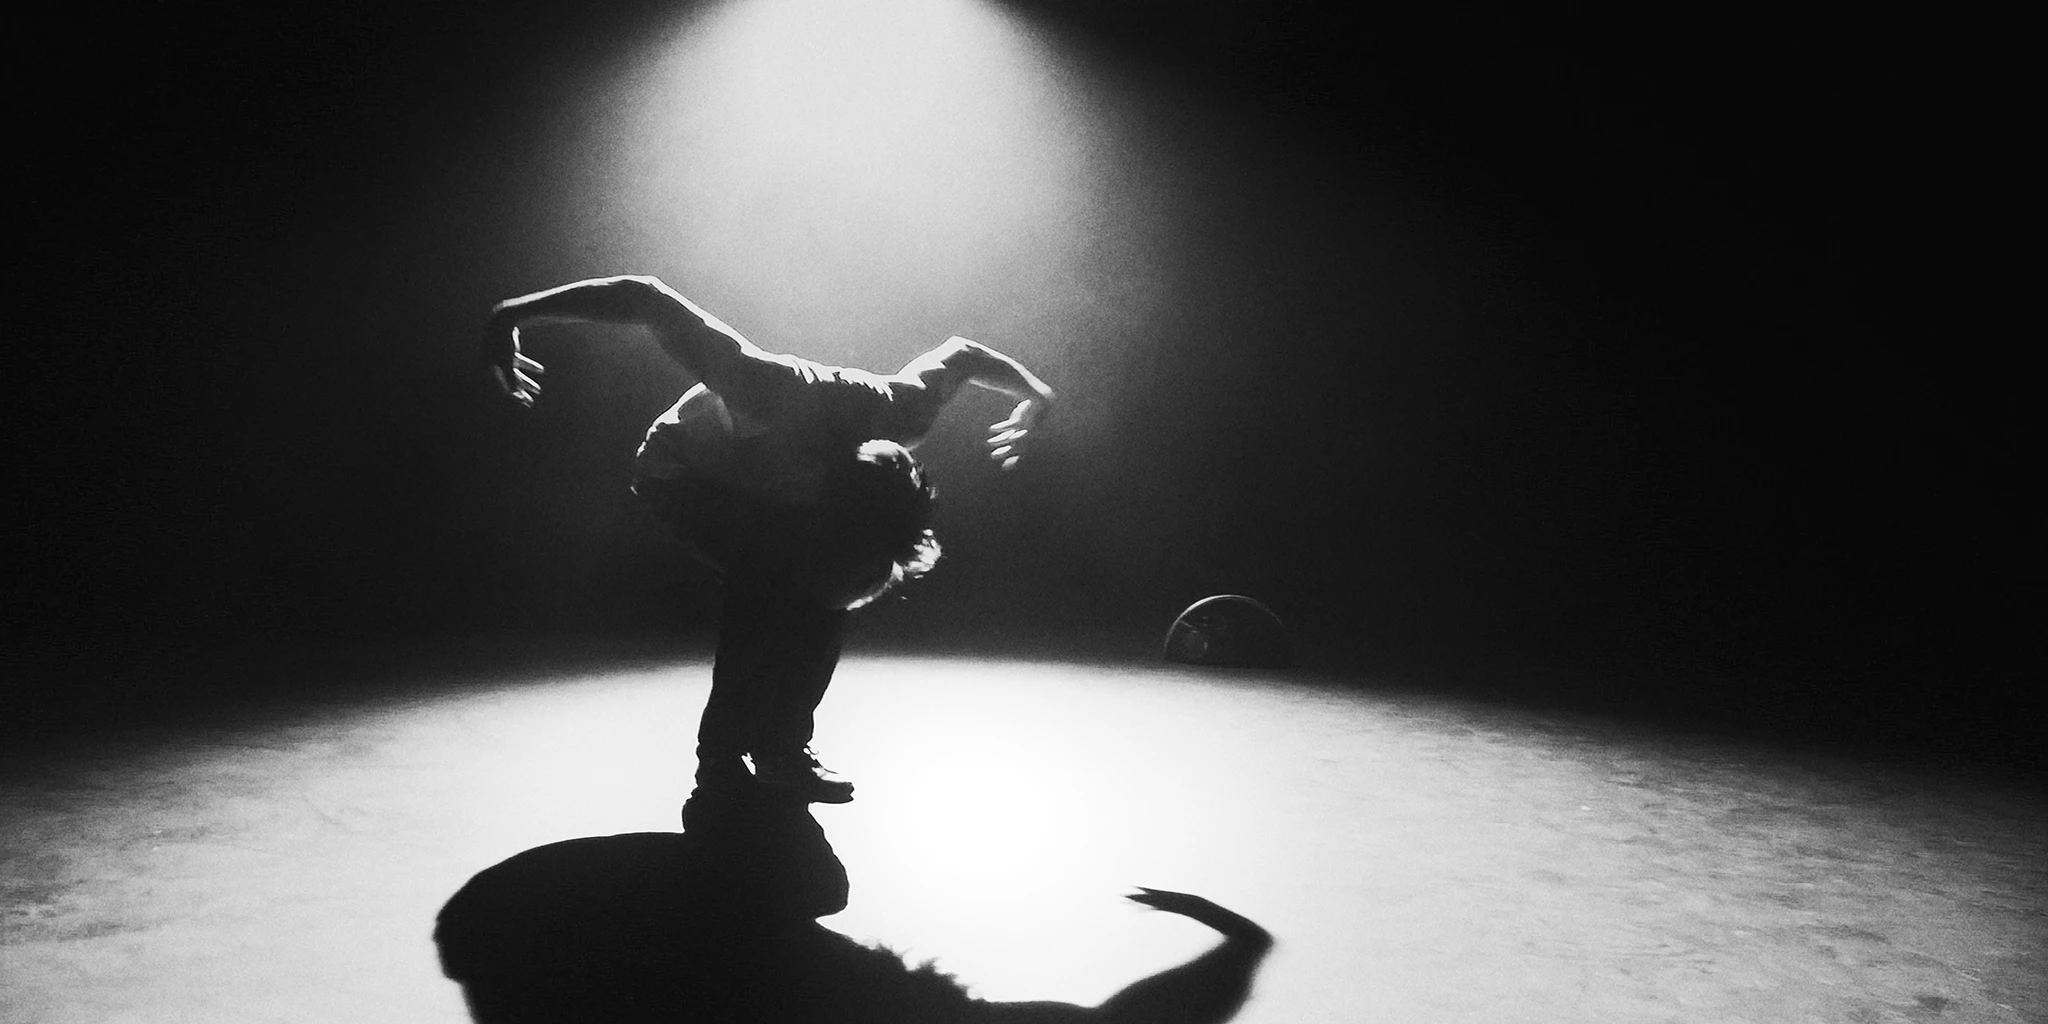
[483,317,546,407]
[987,398,1047,470]
[1126,887,1216,916]
[1127,887,1270,942]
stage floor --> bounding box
[3,651,2042,1023]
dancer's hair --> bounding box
[807,439,941,610]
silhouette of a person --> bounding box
[483,275,1056,802]
[439,786,1271,1023]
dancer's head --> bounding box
[805,440,941,610]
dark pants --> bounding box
[636,473,850,777]
[700,571,848,763]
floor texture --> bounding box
[3,652,2043,1023]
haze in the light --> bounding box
[581,0,1112,368]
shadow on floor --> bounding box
[434,783,1272,1024]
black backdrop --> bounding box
[11,2,2035,765]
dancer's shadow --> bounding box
[436,785,1271,1023]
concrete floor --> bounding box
[2,652,2042,1023]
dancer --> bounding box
[482,275,1055,802]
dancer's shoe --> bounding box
[750,748,855,804]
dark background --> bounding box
[11,3,2035,768]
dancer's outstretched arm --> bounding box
[886,336,1058,468]
[481,275,769,407]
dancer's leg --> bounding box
[695,568,781,787]
[746,582,855,803]
[758,597,849,757]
